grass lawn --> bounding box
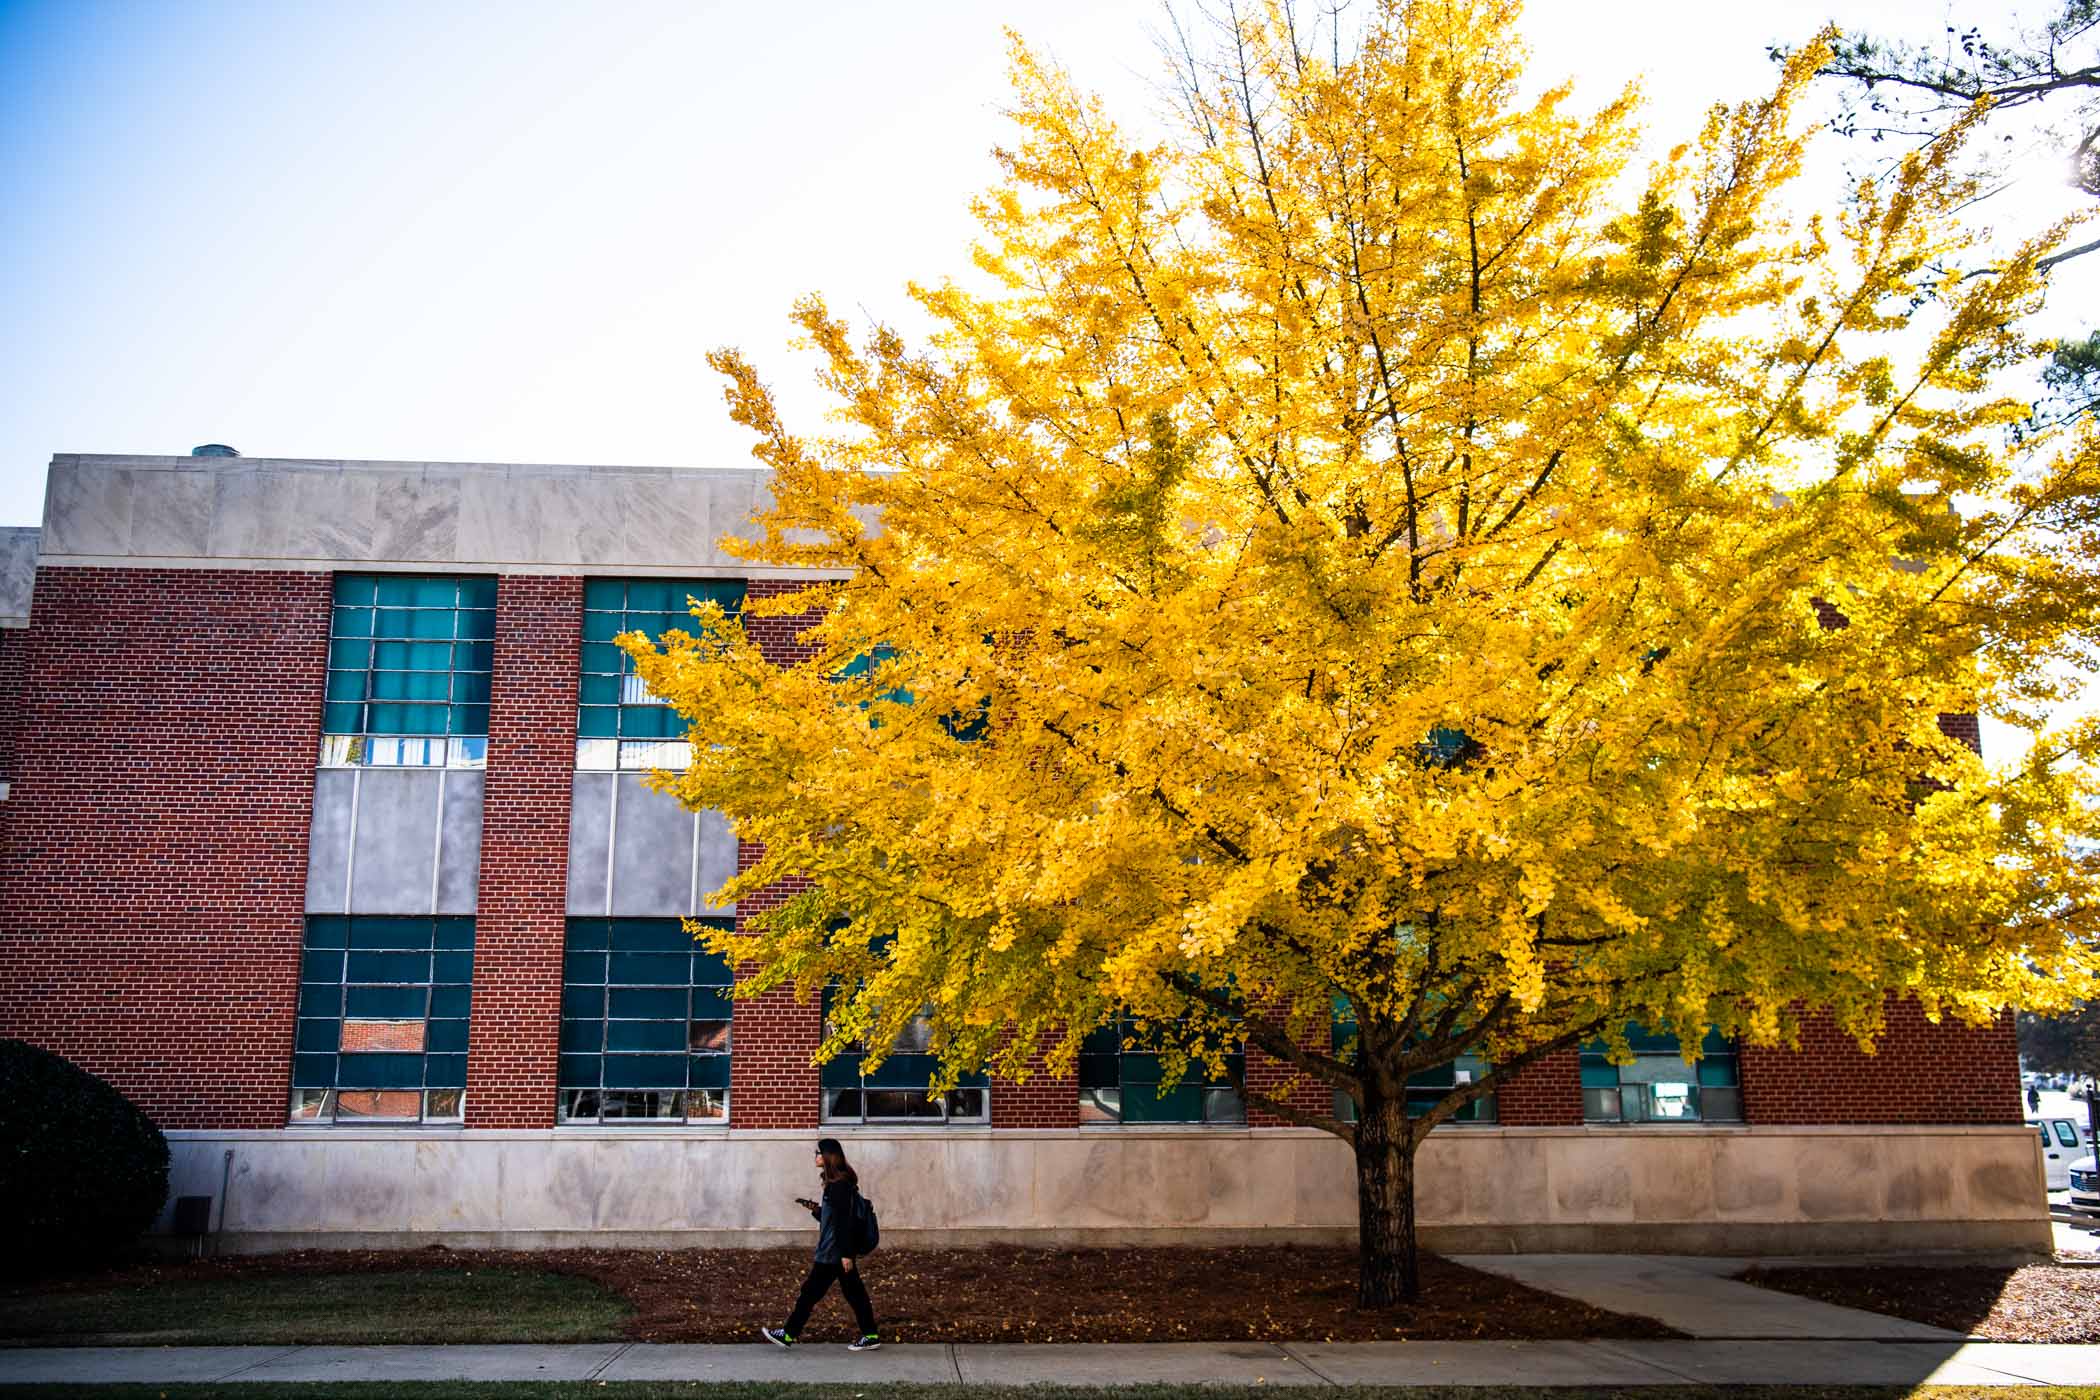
[0,1270,629,1347]
[0,1385,2093,1399]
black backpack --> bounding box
[852,1191,880,1254]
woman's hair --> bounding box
[815,1136,857,1186]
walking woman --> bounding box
[763,1138,880,1350]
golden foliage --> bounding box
[629,0,2100,1136]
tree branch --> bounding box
[1165,970,1362,1090]
[1409,1017,1606,1147]
[1227,1070,1359,1143]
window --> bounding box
[1078,1018,1246,1125]
[322,576,496,768]
[1581,1026,1742,1123]
[558,918,733,1124]
[1330,1002,1497,1124]
[290,916,473,1124]
[840,642,989,738]
[578,579,744,770]
[819,990,988,1123]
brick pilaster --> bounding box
[1245,1011,1335,1127]
[728,579,827,1129]
[991,1030,1080,1128]
[1496,1046,1583,1126]
[728,849,824,1130]
[465,575,580,1129]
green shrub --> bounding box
[0,1039,169,1268]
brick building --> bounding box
[0,453,2048,1254]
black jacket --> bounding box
[809,1176,858,1264]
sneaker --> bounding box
[847,1334,882,1352]
[762,1327,795,1348]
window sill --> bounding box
[555,1122,730,1131]
[285,1121,465,1131]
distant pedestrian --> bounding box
[762,1138,879,1351]
[2030,1083,2043,1113]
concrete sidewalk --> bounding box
[2,1340,2098,1387]
[1448,1254,1966,1340]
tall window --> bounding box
[578,579,744,771]
[290,916,473,1124]
[558,918,733,1124]
[1582,1026,1742,1123]
[1078,1018,1246,1125]
[322,576,496,768]
[820,991,989,1123]
[1331,1002,1497,1124]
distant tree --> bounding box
[2041,332,2100,428]
[2021,1005,2100,1143]
[1796,1,2098,272]
[1812,2,2098,185]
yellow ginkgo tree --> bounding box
[631,0,2100,1304]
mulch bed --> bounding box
[15,1245,1678,1344]
[1743,1264,2100,1343]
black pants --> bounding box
[785,1259,877,1337]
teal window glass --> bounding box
[557,918,734,1123]
[576,579,744,771]
[322,575,496,768]
[838,642,986,739]
[834,645,916,726]
[288,915,474,1124]
[818,987,989,1123]
[1581,1025,1742,1123]
[1077,1017,1245,1125]
[1329,1002,1497,1125]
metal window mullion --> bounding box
[429,769,447,915]
[604,774,620,916]
[359,605,385,743]
[596,968,615,1101]
[342,767,361,915]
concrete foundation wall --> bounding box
[160,1124,2051,1257]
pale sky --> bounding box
[1,0,2090,539]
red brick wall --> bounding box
[1496,1048,1584,1126]
[740,577,827,666]
[1245,1013,1334,1128]
[0,566,329,1129]
[728,857,823,1131]
[0,624,26,784]
[991,1031,1080,1129]
[1741,996,2021,1124]
[464,575,580,1130]
[1938,712,1982,752]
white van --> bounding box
[2033,1117,2084,1191]
[2070,1155,2099,1215]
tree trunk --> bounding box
[1353,1093,1419,1307]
